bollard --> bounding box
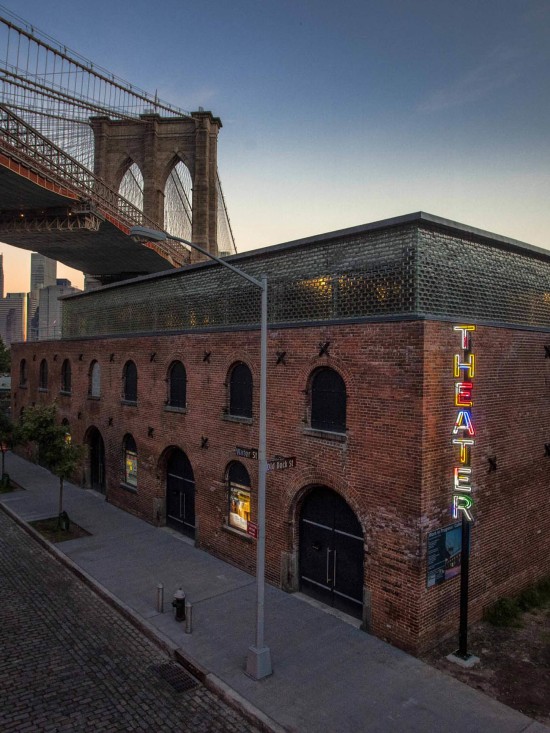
[156,583,164,613]
[185,602,192,634]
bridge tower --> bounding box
[91,111,222,258]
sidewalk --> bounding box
[1,453,547,733]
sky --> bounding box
[1,0,549,294]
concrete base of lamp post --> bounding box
[246,645,273,680]
[446,651,480,668]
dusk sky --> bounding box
[1,0,549,293]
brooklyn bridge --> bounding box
[0,8,236,285]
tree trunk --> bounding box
[1,449,4,476]
[58,476,64,517]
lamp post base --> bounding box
[447,651,480,668]
[246,645,273,680]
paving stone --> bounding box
[0,511,259,732]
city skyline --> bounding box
[1,0,548,292]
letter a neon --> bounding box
[453,410,475,436]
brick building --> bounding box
[11,212,550,653]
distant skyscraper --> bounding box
[28,254,57,341]
[0,254,4,299]
[0,293,26,346]
[30,253,56,291]
[38,280,80,340]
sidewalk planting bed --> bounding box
[30,517,91,543]
[421,585,550,726]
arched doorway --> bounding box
[299,487,364,619]
[87,427,105,493]
[166,448,195,539]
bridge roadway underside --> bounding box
[0,166,177,283]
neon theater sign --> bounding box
[451,325,476,522]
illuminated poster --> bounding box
[125,450,138,487]
[426,523,462,587]
[229,485,250,532]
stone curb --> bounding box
[0,501,285,733]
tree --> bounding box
[0,337,10,373]
[19,404,84,522]
[0,411,17,479]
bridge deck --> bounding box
[0,163,178,279]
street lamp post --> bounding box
[130,226,272,680]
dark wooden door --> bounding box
[90,429,105,493]
[166,449,195,539]
[299,487,363,619]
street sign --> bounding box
[235,446,258,460]
[247,521,258,539]
[267,457,296,472]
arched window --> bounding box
[61,359,71,393]
[122,360,138,402]
[39,359,48,390]
[164,160,192,241]
[167,361,186,408]
[61,417,70,441]
[89,360,101,397]
[123,434,138,487]
[227,461,251,532]
[229,362,252,418]
[118,162,144,212]
[310,367,347,433]
[19,359,27,387]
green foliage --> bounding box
[483,597,522,627]
[19,404,84,514]
[0,337,10,373]
[517,587,542,612]
[534,577,550,605]
[484,577,550,627]
[0,411,19,476]
[0,411,17,447]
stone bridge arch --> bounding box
[91,111,221,256]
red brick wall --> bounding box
[11,318,550,653]
[419,322,550,650]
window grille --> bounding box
[89,360,101,397]
[61,359,71,393]
[168,361,186,408]
[311,368,346,433]
[19,359,27,387]
[123,361,138,402]
[39,359,48,389]
[229,363,252,418]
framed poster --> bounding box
[426,522,462,588]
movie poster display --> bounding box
[426,522,462,587]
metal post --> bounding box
[246,275,272,679]
[129,227,272,678]
[156,583,164,613]
[458,516,470,657]
[185,602,192,634]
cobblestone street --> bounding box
[0,511,259,732]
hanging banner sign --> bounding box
[451,325,476,522]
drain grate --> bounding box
[151,662,199,693]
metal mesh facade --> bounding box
[62,219,550,339]
[417,226,550,327]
